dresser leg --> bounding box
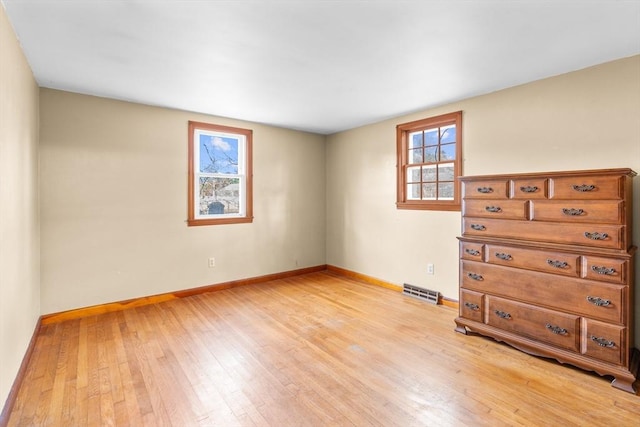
[611,377,637,394]
[454,319,468,335]
[611,348,640,393]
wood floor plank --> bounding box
[6,271,640,426]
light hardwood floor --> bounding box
[5,272,640,426]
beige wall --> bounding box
[0,5,40,411]
[39,89,326,314]
[326,55,640,344]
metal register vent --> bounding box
[403,283,439,304]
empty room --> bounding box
[1,1,640,426]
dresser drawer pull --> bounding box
[584,231,608,240]
[494,310,511,319]
[467,273,484,281]
[546,259,568,269]
[586,296,611,307]
[520,185,538,193]
[572,184,596,192]
[495,252,512,261]
[562,208,584,216]
[545,324,568,335]
[591,265,616,275]
[470,224,486,231]
[464,302,480,311]
[485,206,502,213]
[465,248,480,256]
[476,187,493,194]
[590,336,615,348]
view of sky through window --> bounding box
[199,134,239,174]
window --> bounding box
[396,111,462,211]
[188,121,253,226]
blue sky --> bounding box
[199,134,239,174]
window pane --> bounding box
[407,183,421,200]
[438,162,455,180]
[440,125,456,143]
[425,146,438,162]
[440,143,456,160]
[409,131,423,149]
[409,148,423,164]
[438,182,454,200]
[199,134,239,174]
[422,165,437,182]
[422,183,437,200]
[424,128,438,145]
[199,176,240,215]
[407,166,421,183]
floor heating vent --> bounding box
[403,283,439,304]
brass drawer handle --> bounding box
[494,310,511,319]
[495,252,512,261]
[584,231,608,240]
[562,208,584,216]
[485,206,502,213]
[470,224,486,231]
[464,302,480,311]
[572,184,596,192]
[520,185,538,193]
[476,187,493,194]
[546,323,568,335]
[465,248,480,256]
[546,259,568,269]
[590,336,615,348]
[586,296,611,307]
[591,265,616,275]
[467,273,484,281]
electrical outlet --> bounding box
[427,263,434,275]
[208,257,216,268]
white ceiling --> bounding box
[3,1,640,135]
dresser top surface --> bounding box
[459,168,637,182]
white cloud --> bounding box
[212,136,231,151]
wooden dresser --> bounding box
[454,168,638,393]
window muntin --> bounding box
[188,121,253,226]
[396,111,462,211]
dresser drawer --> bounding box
[463,199,528,220]
[460,289,484,323]
[462,179,510,199]
[584,319,626,365]
[486,296,580,352]
[550,175,623,200]
[531,200,623,224]
[460,241,484,261]
[582,256,627,285]
[460,261,624,323]
[462,217,625,250]
[485,244,580,277]
[510,178,548,199]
